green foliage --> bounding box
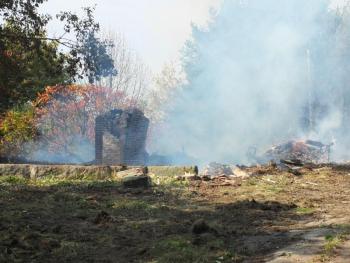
[0,105,38,159]
[58,7,116,84]
[321,234,343,260]
[0,0,61,112]
[0,176,28,185]
[0,22,68,113]
[295,207,315,215]
[0,1,116,113]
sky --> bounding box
[42,0,221,73]
[42,0,349,73]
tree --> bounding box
[32,84,134,162]
[99,31,150,107]
[0,22,68,113]
[0,104,37,161]
[0,1,116,113]
[57,7,116,84]
[145,62,185,122]
[332,4,350,132]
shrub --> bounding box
[0,104,38,160]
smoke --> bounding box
[28,136,94,164]
[149,0,349,165]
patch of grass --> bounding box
[315,225,350,261]
[32,177,120,188]
[151,235,238,263]
[322,234,343,259]
[50,240,80,260]
[148,166,197,177]
[110,199,153,211]
[295,207,315,215]
[51,191,91,212]
[265,185,283,194]
[151,235,210,263]
[246,177,259,186]
[248,179,282,194]
[149,174,190,190]
[2,165,350,262]
[0,176,28,185]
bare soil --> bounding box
[1,164,350,262]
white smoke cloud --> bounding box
[150,0,346,165]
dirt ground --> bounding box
[1,164,350,262]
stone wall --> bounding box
[0,164,124,180]
[0,164,198,180]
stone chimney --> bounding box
[95,109,149,165]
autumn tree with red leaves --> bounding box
[30,84,137,162]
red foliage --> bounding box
[34,85,136,154]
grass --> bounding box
[265,185,283,194]
[319,224,350,261]
[151,235,238,263]
[295,207,315,215]
[148,166,198,178]
[0,175,28,185]
[150,173,190,188]
[109,199,154,211]
[1,165,350,262]
[320,234,344,261]
[243,175,291,196]
[0,173,243,262]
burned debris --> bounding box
[249,139,334,165]
[180,140,335,186]
[263,139,333,164]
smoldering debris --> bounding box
[199,139,333,179]
[185,144,334,185]
[259,140,333,164]
[201,140,332,179]
[175,162,252,186]
[175,161,286,187]
[201,162,236,178]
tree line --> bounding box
[0,0,181,162]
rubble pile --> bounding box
[262,140,332,164]
[176,140,334,186]
[174,162,251,186]
[201,162,250,178]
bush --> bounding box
[0,104,38,160]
